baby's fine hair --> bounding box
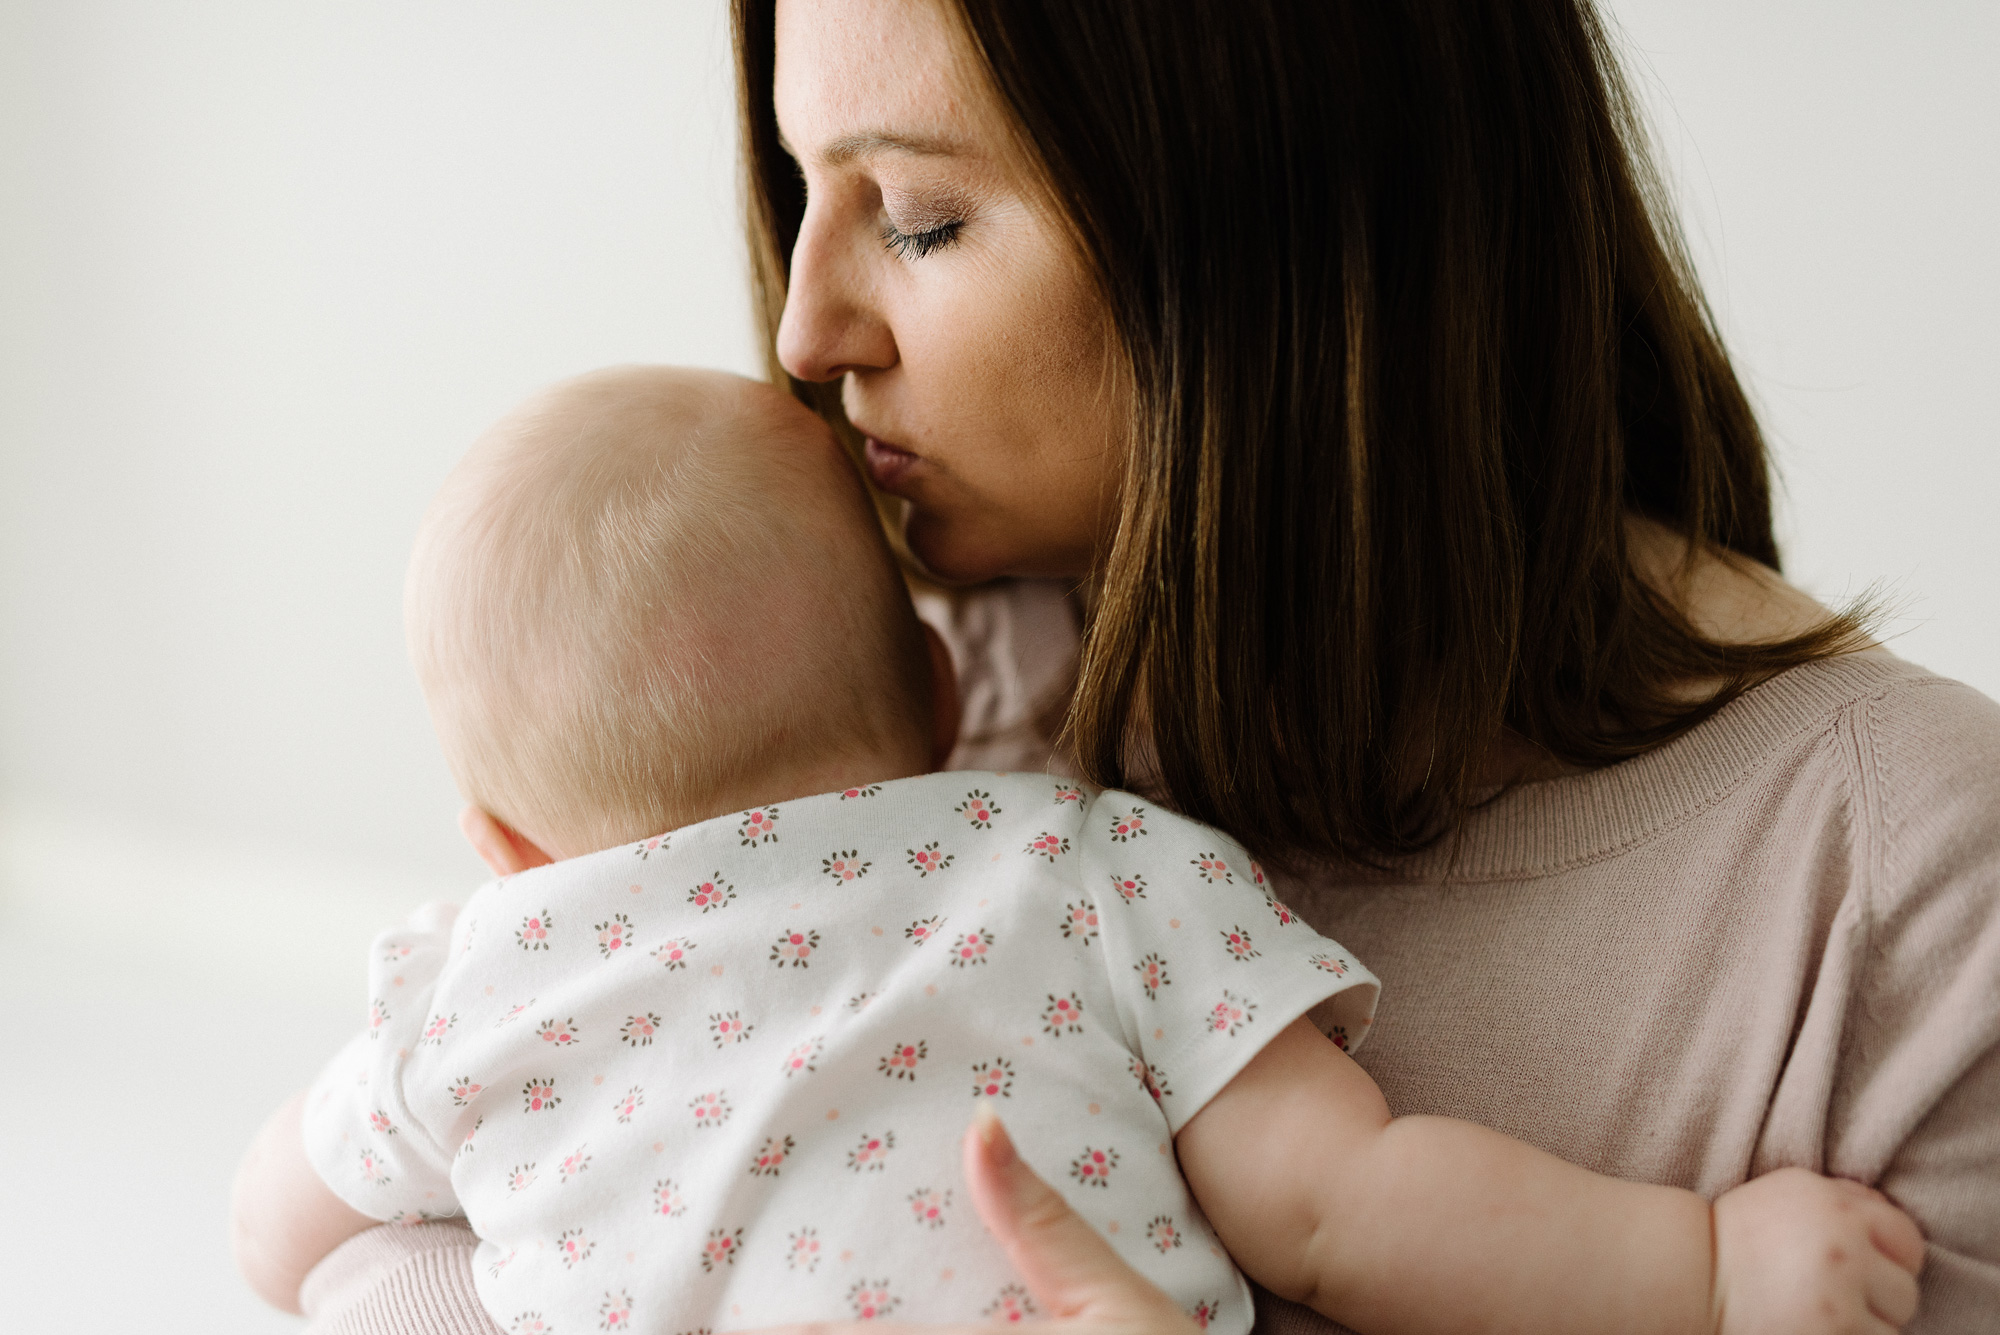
[406,366,932,857]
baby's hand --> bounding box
[1712,1168,1924,1334]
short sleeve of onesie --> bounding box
[1079,791,1381,1134]
[302,902,467,1223]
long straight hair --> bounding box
[734,0,1868,865]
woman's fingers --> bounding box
[960,1102,1191,1327]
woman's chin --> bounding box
[903,510,1085,586]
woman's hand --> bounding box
[755,1104,1199,1335]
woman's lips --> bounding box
[862,436,922,493]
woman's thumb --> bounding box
[961,1102,1186,1324]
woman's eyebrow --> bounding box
[783,128,968,166]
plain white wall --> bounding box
[2,0,1995,889]
[0,1,761,889]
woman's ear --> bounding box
[924,621,961,770]
[458,805,556,876]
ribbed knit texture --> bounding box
[300,1221,500,1335]
[298,629,2000,1334]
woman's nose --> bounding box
[776,203,898,384]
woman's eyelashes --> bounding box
[880,217,964,260]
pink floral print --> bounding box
[595,914,633,959]
[448,1077,484,1107]
[699,1227,742,1272]
[1267,896,1301,927]
[1129,1056,1172,1101]
[522,1078,560,1113]
[955,789,1000,828]
[556,1228,593,1268]
[769,927,820,967]
[509,1312,549,1335]
[822,850,871,883]
[1052,784,1084,805]
[358,1148,391,1185]
[368,1109,398,1136]
[1189,852,1234,883]
[1109,873,1149,903]
[1330,1025,1350,1051]
[1135,951,1171,999]
[1025,831,1071,862]
[738,806,779,846]
[970,1057,1015,1099]
[686,875,735,913]
[368,999,390,1038]
[653,936,695,970]
[537,1017,580,1047]
[846,992,874,1012]
[847,1279,899,1320]
[985,1284,1038,1323]
[506,1163,536,1192]
[1208,991,1256,1037]
[1308,952,1350,976]
[632,833,670,860]
[459,1116,482,1156]
[787,1226,822,1272]
[1219,925,1260,961]
[620,1012,660,1046]
[748,1134,795,1177]
[908,1187,951,1229]
[905,914,947,944]
[1191,1300,1221,1329]
[879,1040,927,1079]
[515,909,553,950]
[653,1178,687,1217]
[689,1090,730,1127]
[948,927,995,966]
[906,843,953,876]
[489,1249,517,1279]
[494,999,533,1027]
[1147,1216,1183,1252]
[846,1130,895,1172]
[559,1145,592,1184]
[779,1036,823,1078]
[1060,899,1099,944]
[1107,806,1148,841]
[1042,991,1085,1037]
[840,784,882,799]
[599,1290,634,1331]
[612,1086,643,1123]
[1069,1145,1118,1188]
[709,1011,752,1046]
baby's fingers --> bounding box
[1862,1251,1920,1330]
[1844,1184,1925,1276]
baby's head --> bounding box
[408,366,946,863]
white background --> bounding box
[1,2,1994,1331]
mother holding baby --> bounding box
[300,0,2000,1330]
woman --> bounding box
[295,0,1999,1329]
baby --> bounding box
[233,366,1920,1335]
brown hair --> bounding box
[733,0,1868,865]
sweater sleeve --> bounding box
[1829,678,2000,1331]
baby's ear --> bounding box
[924,621,961,770]
[458,806,555,876]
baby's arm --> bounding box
[1176,1018,1923,1335]
[231,1088,380,1313]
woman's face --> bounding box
[772,0,1129,583]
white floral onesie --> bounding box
[304,772,1379,1335]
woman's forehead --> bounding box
[772,0,998,170]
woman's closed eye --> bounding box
[880,217,963,260]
